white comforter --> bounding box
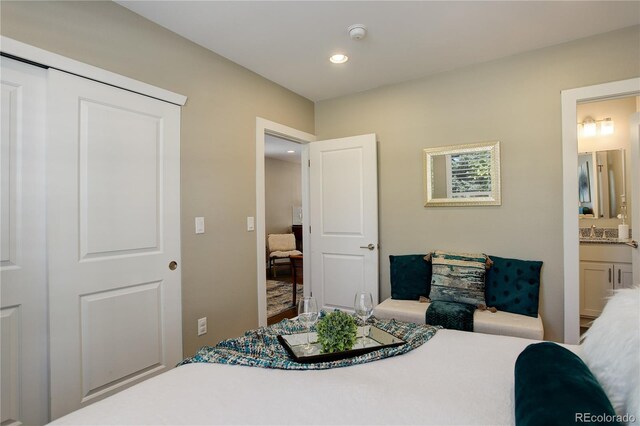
[52,330,576,425]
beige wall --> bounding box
[578,96,638,228]
[265,158,302,235]
[3,1,638,347]
[0,0,314,356]
[315,26,640,342]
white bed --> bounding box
[51,330,577,426]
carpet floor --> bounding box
[267,280,303,318]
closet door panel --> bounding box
[80,100,160,257]
[47,69,182,419]
[0,57,49,426]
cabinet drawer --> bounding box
[580,244,632,263]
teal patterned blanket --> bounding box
[425,300,475,332]
[179,315,440,370]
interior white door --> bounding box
[0,57,49,426]
[309,134,378,311]
[631,112,639,283]
[47,69,182,419]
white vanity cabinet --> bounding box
[615,263,634,288]
[579,243,633,318]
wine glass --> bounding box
[354,292,374,347]
[297,297,319,352]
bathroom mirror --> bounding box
[423,141,501,206]
[578,148,626,219]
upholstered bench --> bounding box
[374,298,544,340]
[385,252,546,340]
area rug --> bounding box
[267,280,303,318]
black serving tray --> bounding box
[277,326,405,364]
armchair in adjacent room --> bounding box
[267,233,302,277]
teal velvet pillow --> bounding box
[429,250,487,306]
[515,342,620,426]
[485,255,542,317]
[389,255,431,300]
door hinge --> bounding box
[309,225,311,234]
[308,159,310,167]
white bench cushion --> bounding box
[373,298,544,340]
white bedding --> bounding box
[51,330,578,425]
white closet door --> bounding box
[0,57,49,426]
[47,69,182,419]
[309,134,379,311]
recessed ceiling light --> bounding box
[287,150,295,153]
[330,54,349,64]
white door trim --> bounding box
[561,77,640,344]
[255,118,315,326]
[631,112,640,283]
[0,36,187,106]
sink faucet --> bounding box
[590,225,597,238]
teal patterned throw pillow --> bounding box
[429,250,487,306]
[485,255,542,317]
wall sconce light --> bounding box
[599,118,614,136]
[579,116,614,137]
[581,117,597,137]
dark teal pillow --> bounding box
[389,255,431,300]
[485,255,542,317]
[515,342,620,426]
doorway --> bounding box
[562,78,640,344]
[256,122,380,325]
[255,118,315,327]
[264,134,303,323]
[576,96,638,335]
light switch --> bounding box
[247,216,255,232]
[197,317,207,336]
[195,217,205,234]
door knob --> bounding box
[359,244,375,251]
[169,261,178,270]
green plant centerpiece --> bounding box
[315,310,358,353]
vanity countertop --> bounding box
[580,237,638,250]
[579,238,637,247]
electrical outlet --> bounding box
[197,317,207,336]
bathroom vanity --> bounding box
[579,241,633,318]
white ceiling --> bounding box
[265,134,302,163]
[117,1,640,101]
